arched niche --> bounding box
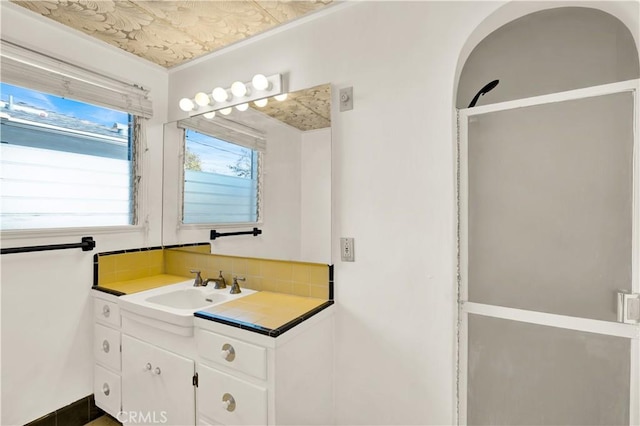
[456,6,639,109]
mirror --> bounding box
[162,84,332,264]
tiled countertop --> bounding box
[195,291,334,337]
[93,277,333,337]
[93,274,189,296]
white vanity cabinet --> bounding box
[194,307,335,426]
[93,284,335,426]
[92,291,122,418]
[121,335,196,426]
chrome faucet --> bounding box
[204,270,227,289]
[230,276,245,294]
[190,269,204,287]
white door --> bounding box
[458,80,640,425]
[121,335,196,425]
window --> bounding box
[179,117,265,225]
[0,40,152,231]
[0,83,135,230]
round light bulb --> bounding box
[251,74,270,91]
[236,103,249,111]
[179,98,195,112]
[274,93,288,101]
[194,92,210,107]
[212,87,229,103]
[203,111,216,119]
[254,98,268,108]
[219,107,232,116]
[231,81,247,98]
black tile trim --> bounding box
[93,254,99,287]
[92,286,126,297]
[163,242,211,249]
[194,300,334,338]
[194,312,274,336]
[25,394,104,426]
[328,264,334,300]
[97,245,164,257]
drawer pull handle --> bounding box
[222,393,236,412]
[221,343,235,362]
[102,305,110,318]
[102,340,110,353]
[153,367,162,375]
[102,383,110,396]
[145,363,152,371]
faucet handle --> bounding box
[230,276,245,294]
[190,269,203,286]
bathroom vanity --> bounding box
[92,282,334,425]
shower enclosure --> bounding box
[457,79,640,425]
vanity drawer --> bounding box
[94,323,121,371]
[94,297,120,328]
[196,329,266,380]
[94,364,121,418]
[197,364,267,426]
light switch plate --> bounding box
[341,237,355,262]
[339,87,353,112]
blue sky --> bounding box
[0,82,127,127]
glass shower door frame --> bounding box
[456,79,640,425]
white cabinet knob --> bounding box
[102,305,110,318]
[102,340,110,353]
[145,363,152,371]
[153,367,162,375]
[222,393,236,412]
[102,383,110,396]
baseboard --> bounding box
[24,395,103,426]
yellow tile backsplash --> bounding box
[98,249,165,286]
[164,249,330,300]
[95,245,331,300]
[102,274,189,295]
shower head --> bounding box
[467,79,500,108]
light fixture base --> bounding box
[191,73,284,117]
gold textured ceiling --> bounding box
[11,0,334,130]
[11,0,334,68]
[251,83,331,131]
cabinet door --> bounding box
[122,335,195,426]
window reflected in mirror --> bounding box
[182,128,261,224]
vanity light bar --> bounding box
[179,73,284,117]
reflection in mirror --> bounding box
[163,84,331,264]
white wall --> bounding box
[0,3,168,425]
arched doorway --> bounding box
[455,6,639,425]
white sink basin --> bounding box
[146,288,232,310]
[118,280,254,333]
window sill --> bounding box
[1,225,147,242]
[177,222,263,232]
